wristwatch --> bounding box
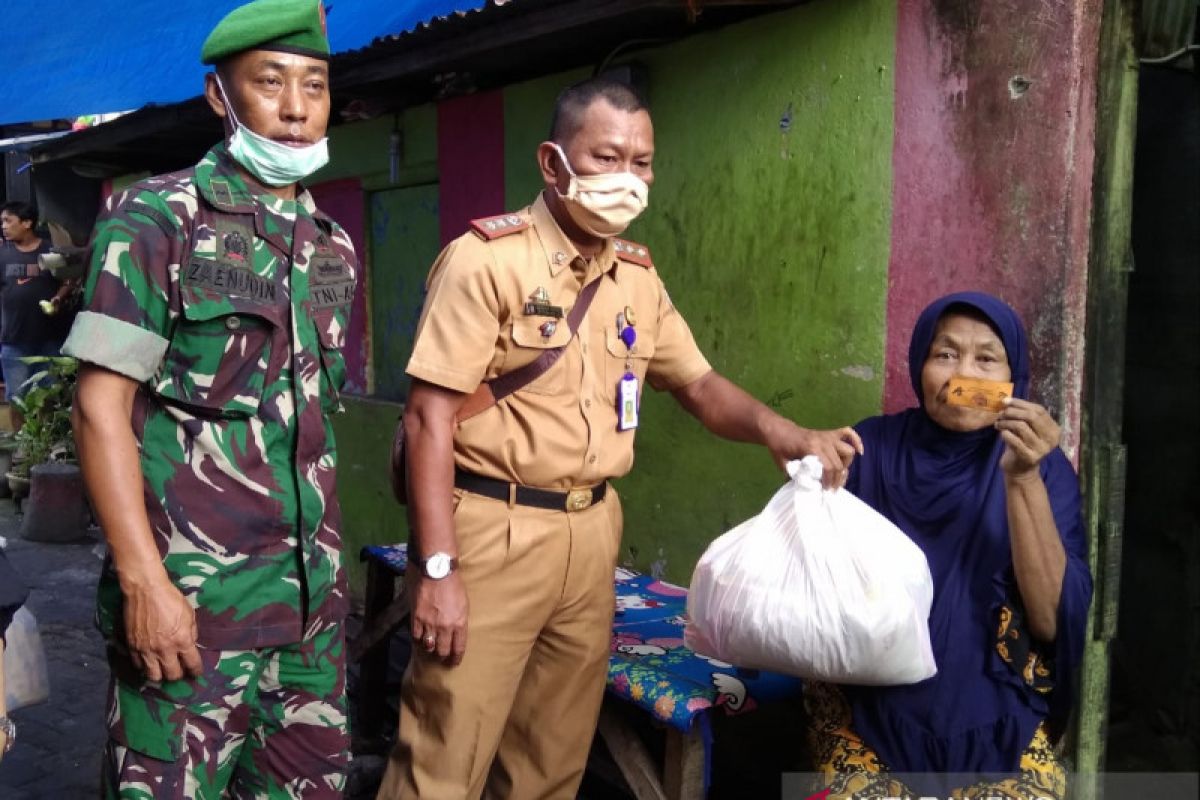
[0,716,15,753]
[419,552,459,580]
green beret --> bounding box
[201,0,330,65]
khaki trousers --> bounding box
[379,486,623,799]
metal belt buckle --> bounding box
[565,488,593,512]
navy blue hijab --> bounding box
[844,292,1093,782]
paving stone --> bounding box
[0,502,106,798]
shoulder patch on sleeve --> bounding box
[470,213,530,240]
[127,200,179,237]
[613,238,653,268]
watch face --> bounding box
[425,553,452,580]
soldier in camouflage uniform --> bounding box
[63,1,356,797]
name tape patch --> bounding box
[310,280,355,309]
[186,260,277,304]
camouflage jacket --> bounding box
[64,143,357,649]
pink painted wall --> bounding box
[310,178,369,394]
[437,90,506,245]
[886,0,1101,457]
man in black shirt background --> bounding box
[0,202,73,432]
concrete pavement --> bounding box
[0,501,106,799]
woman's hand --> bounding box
[765,422,864,489]
[996,398,1060,478]
[998,398,1069,640]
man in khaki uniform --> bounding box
[380,77,863,799]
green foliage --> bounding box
[11,356,78,477]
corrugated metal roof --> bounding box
[338,0,552,65]
[28,0,805,172]
[330,1,496,53]
[332,0,698,92]
[0,131,71,151]
[1140,0,1198,64]
[358,0,515,49]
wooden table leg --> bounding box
[597,700,668,800]
[664,724,706,800]
[355,560,400,742]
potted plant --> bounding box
[5,356,89,542]
[0,431,16,498]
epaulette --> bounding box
[613,238,653,268]
[470,213,529,240]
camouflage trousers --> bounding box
[102,626,349,799]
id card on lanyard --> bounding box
[618,372,639,430]
[617,307,639,431]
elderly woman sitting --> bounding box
[805,292,1093,799]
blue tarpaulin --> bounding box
[2,1,487,126]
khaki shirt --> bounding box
[407,193,711,489]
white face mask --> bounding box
[550,143,649,238]
[216,76,329,187]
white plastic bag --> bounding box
[685,456,936,685]
[4,606,51,711]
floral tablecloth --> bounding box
[364,543,409,574]
[361,544,802,735]
[608,566,802,733]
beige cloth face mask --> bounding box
[550,143,649,238]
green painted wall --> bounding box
[369,183,442,401]
[332,396,406,593]
[334,184,440,595]
[504,65,589,201]
[319,109,441,596]
[326,0,897,596]
[312,106,438,190]
[505,0,896,583]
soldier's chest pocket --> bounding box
[602,326,655,403]
[156,289,284,418]
[313,310,347,413]
[504,317,573,395]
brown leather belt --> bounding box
[454,469,606,512]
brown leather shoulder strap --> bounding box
[456,383,497,422]
[457,278,602,423]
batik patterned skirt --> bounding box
[803,681,1066,800]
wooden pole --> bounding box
[1074,0,1138,796]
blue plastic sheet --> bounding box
[1,1,487,125]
